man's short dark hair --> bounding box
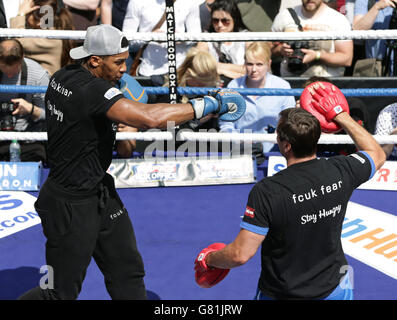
[0,38,24,64]
[277,108,321,158]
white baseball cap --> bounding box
[70,24,129,60]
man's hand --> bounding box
[194,243,230,288]
[374,0,397,11]
[11,98,33,116]
[300,81,349,133]
[17,0,40,16]
[11,98,43,121]
[309,82,349,122]
[301,48,320,64]
[275,42,293,58]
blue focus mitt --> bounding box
[116,73,148,103]
[189,88,246,122]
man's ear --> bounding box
[89,55,102,68]
[279,140,292,155]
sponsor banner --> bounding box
[0,162,41,191]
[343,202,397,279]
[107,155,256,188]
[267,156,397,191]
[267,156,287,177]
[358,160,397,191]
[0,191,40,239]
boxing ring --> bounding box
[0,27,396,301]
[0,162,395,300]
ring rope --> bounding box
[2,28,397,41]
[3,85,397,97]
[0,131,396,145]
[0,28,395,145]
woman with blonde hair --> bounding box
[164,47,220,103]
[162,47,221,130]
[176,47,220,90]
[219,41,296,161]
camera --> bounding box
[286,41,309,73]
[0,102,16,131]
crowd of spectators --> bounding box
[0,0,396,161]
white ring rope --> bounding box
[0,131,396,145]
[2,28,397,41]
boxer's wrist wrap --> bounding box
[189,96,219,120]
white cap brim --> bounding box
[70,46,91,60]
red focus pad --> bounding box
[194,243,230,288]
[300,81,349,133]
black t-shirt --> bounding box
[45,64,124,192]
[241,152,375,299]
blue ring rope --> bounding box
[1,85,397,97]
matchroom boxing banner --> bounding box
[107,155,257,188]
[267,156,397,191]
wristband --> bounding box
[29,104,35,115]
[315,51,321,61]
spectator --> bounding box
[0,39,49,162]
[99,0,112,25]
[353,0,397,76]
[1,0,21,27]
[325,0,354,19]
[236,0,281,32]
[271,0,353,77]
[374,103,397,160]
[63,0,100,30]
[337,0,362,76]
[10,0,75,76]
[219,42,296,163]
[344,0,356,25]
[122,0,201,86]
[0,1,8,28]
[324,0,338,10]
[197,0,249,86]
[200,0,216,32]
[95,0,126,27]
[280,0,301,11]
[164,47,221,103]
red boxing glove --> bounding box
[194,243,230,288]
[300,81,350,133]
